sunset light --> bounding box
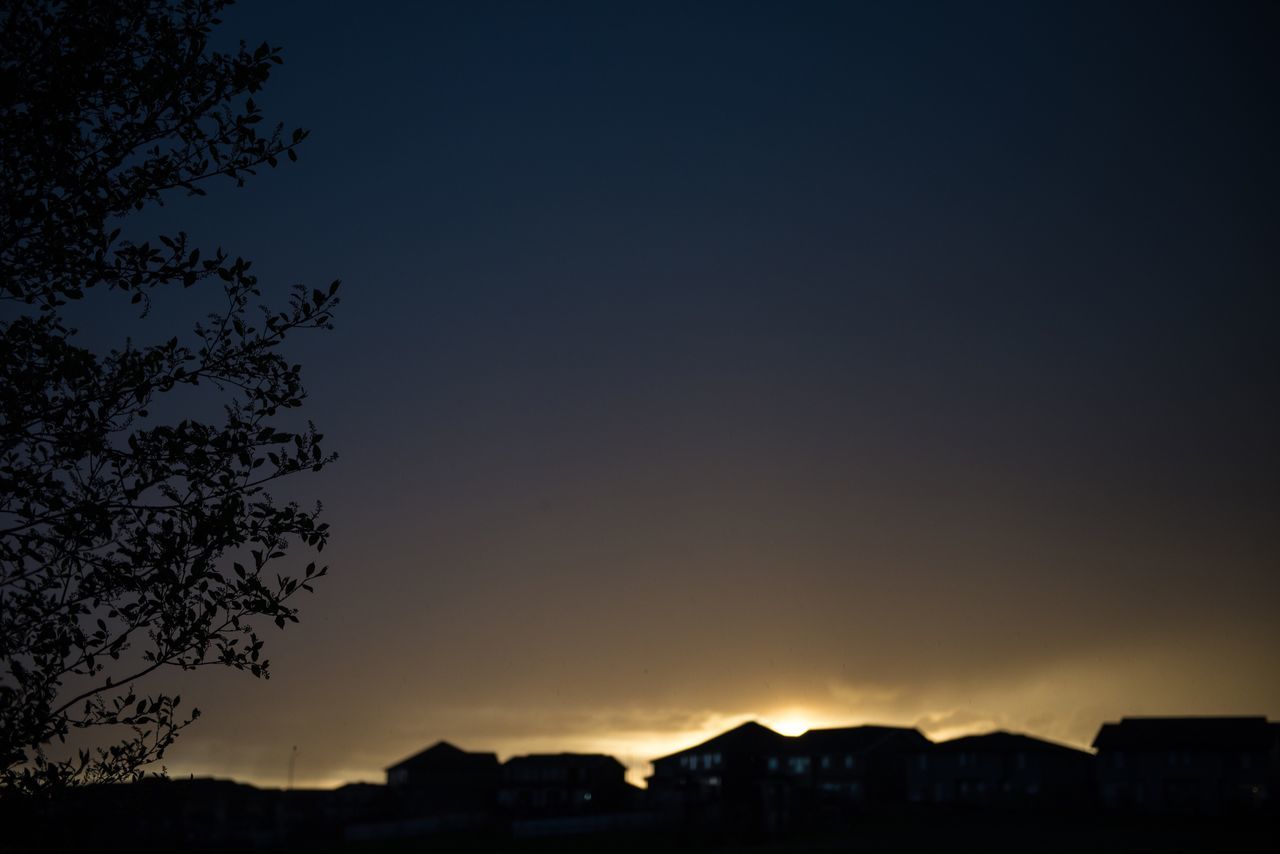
[768,713,816,738]
[4,1,1277,851]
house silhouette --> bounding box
[647,721,929,830]
[385,740,499,814]
[1093,716,1279,815]
[907,731,1093,808]
[498,753,631,815]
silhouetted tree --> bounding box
[1,0,339,793]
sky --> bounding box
[71,1,1280,788]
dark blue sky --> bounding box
[121,1,1280,785]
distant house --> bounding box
[326,782,394,825]
[907,731,1093,809]
[796,725,931,807]
[385,741,499,814]
[647,720,788,824]
[498,753,630,815]
[648,721,929,830]
[1092,716,1279,815]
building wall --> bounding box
[1096,748,1274,814]
[907,749,1092,808]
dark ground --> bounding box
[323,815,1276,854]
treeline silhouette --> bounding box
[4,715,1277,852]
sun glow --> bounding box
[769,714,813,737]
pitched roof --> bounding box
[797,725,930,754]
[931,731,1091,758]
[1092,717,1275,752]
[386,740,498,772]
[652,721,787,762]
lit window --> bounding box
[821,755,830,769]
[845,755,854,769]
[768,757,779,771]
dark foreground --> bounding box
[12,812,1274,854]
[330,816,1275,854]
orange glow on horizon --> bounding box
[767,714,812,737]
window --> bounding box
[788,756,811,774]
[713,752,722,765]
[844,754,854,769]
[1015,752,1026,770]
[917,755,928,770]
[821,755,831,769]
[768,756,779,772]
